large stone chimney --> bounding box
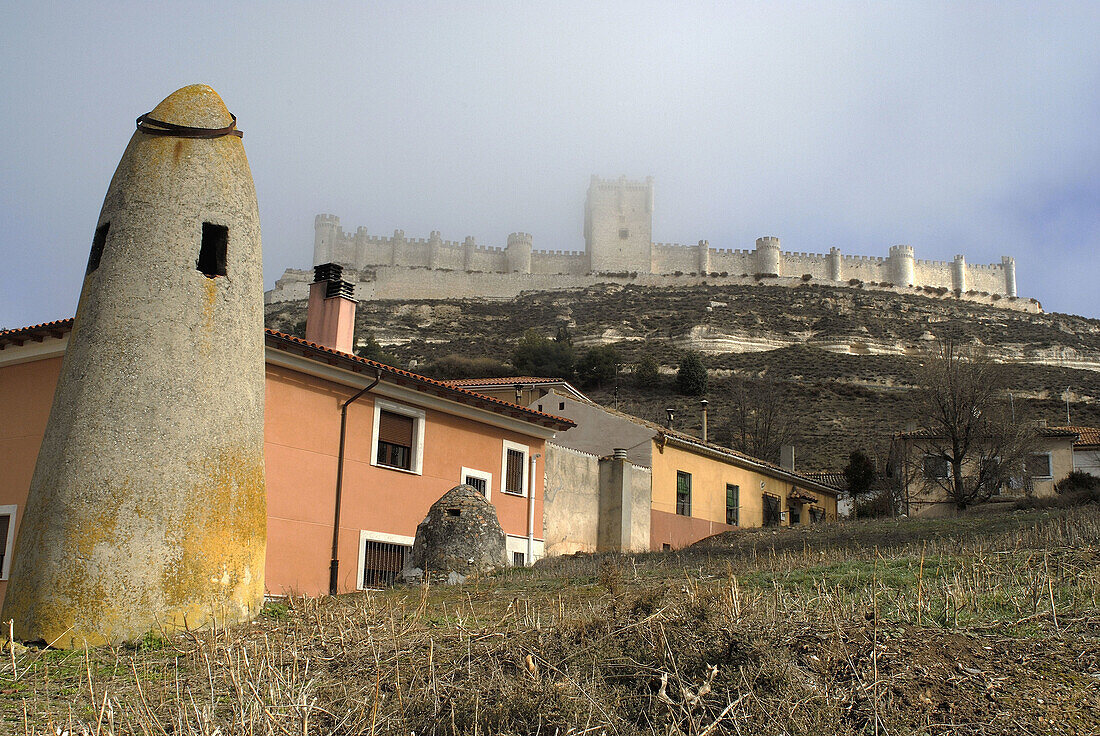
[305,263,357,353]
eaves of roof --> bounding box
[0,318,574,432]
[658,432,839,497]
[264,331,575,431]
[0,318,75,349]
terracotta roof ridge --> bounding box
[264,330,574,429]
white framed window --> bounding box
[370,399,426,475]
[461,467,493,500]
[1026,452,1053,479]
[0,505,17,581]
[501,440,530,496]
[357,530,414,590]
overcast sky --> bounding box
[2,1,1098,328]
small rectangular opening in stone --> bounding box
[447,508,461,517]
[87,223,109,274]
[198,223,228,278]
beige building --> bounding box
[529,389,838,553]
[1048,426,1100,478]
[892,427,1078,517]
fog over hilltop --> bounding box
[1,2,1098,326]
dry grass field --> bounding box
[2,505,1098,735]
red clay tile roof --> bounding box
[264,330,574,431]
[801,471,848,492]
[895,426,1079,440]
[444,376,563,386]
[1047,426,1100,449]
[0,318,573,431]
[0,318,75,348]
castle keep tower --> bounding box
[585,175,654,273]
[2,85,267,647]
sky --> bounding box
[2,1,1099,328]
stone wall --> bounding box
[266,266,1041,313]
[302,176,1023,305]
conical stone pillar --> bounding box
[2,84,267,647]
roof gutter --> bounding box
[329,370,381,595]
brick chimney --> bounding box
[305,263,357,354]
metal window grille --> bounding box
[504,449,525,493]
[465,475,487,495]
[810,507,826,524]
[361,540,410,589]
[512,551,525,567]
[676,471,691,516]
[726,484,739,526]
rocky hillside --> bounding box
[265,283,1100,470]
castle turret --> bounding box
[428,230,443,270]
[952,254,967,292]
[696,240,710,274]
[888,244,915,286]
[354,226,369,268]
[391,229,405,266]
[754,236,781,275]
[314,214,341,266]
[585,175,655,273]
[463,236,476,271]
[828,247,843,281]
[506,232,533,273]
[1002,256,1017,297]
[2,85,267,647]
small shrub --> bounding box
[992,294,1002,300]
[676,351,708,396]
[1055,471,1100,495]
[634,355,661,388]
[801,273,813,281]
[263,600,291,620]
[848,278,862,286]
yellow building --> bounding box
[650,431,838,550]
[530,389,839,552]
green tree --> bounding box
[634,355,661,388]
[576,345,620,389]
[511,329,575,379]
[843,450,877,499]
[676,351,707,396]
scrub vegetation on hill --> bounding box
[266,283,1100,469]
[2,506,1098,734]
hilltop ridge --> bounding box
[266,282,1100,468]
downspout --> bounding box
[329,372,381,595]
[527,452,541,566]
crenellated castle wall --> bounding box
[288,177,1024,307]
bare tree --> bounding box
[911,338,1036,510]
[721,377,800,464]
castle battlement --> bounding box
[303,176,1021,302]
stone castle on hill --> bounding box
[267,176,1028,309]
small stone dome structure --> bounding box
[411,484,508,577]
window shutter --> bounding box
[378,411,414,447]
[505,449,525,492]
